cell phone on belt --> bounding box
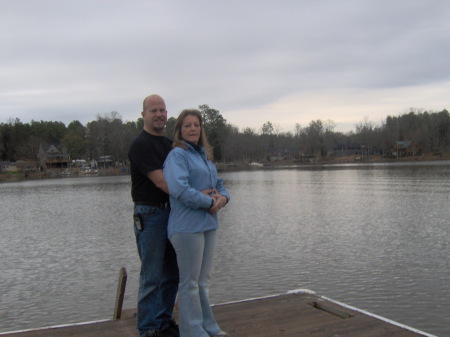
[134,214,143,231]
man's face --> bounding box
[142,97,167,134]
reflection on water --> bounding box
[0,162,449,336]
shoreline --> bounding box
[216,153,450,171]
[1,154,449,183]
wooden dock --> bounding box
[0,290,436,337]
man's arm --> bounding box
[147,169,169,194]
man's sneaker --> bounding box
[161,319,179,337]
[143,320,179,337]
[213,331,228,337]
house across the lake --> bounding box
[44,145,71,169]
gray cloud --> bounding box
[1,0,449,132]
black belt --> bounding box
[135,201,170,208]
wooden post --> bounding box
[113,267,127,320]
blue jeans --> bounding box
[134,205,179,335]
[170,230,221,337]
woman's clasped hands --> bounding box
[201,188,227,214]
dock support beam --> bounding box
[113,267,127,320]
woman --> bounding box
[163,109,230,337]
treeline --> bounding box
[1,106,449,163]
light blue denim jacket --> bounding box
[163,142,230,238]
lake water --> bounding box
[0,161,449,336]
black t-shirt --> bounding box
[128,131,172,203]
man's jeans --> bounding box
[170,230,221,337]
[134,205,179,335]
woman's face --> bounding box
[181,115,201,144]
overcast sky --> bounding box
[1,0,449,133]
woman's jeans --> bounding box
[134,205,179,335]
[170,230,221,337]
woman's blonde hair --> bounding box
[172,109,213,160]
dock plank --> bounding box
[214,294,424,337]
[1,293,431,337]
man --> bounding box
[128,94,179,337]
